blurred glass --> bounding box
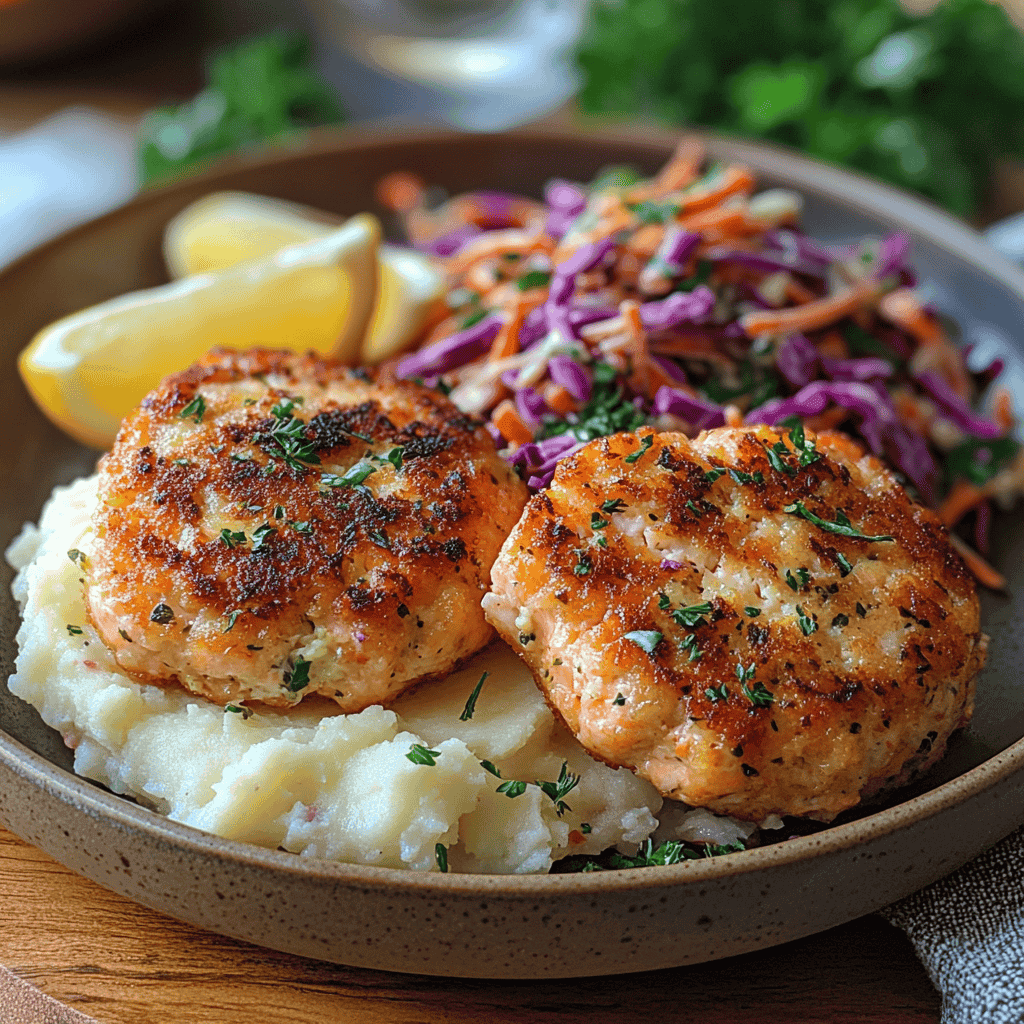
[305,0,587,129]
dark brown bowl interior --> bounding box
[1,124,1023,978]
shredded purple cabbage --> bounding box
[548,356,592,402]
[653,385,726,430]
[640,286,715,330]
[915,370,1004,439]
[418,224,481,257]
[395,314,501,378]
[876,233,911,279]
[544,179,586,238]
[515,386,548,428]
[706,246,825,278]
[820,355,893,382]
[776,334,819,387]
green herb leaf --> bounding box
[225,703,253,720]
[66,624,84,636]
[435,843,449,873]
[536,761,581,816]
[835,552,854,577]
[745,606,761,617]
[67,549,86,566]
[150,603,175,625]
[284,655,311,692]
[321,463,377,489]
[179,395,206,423]
[783,501,894,542]
[600,498,627,514]
[406,743,442,766]
[670,601,713,628]
[785,567,811,591]
[459,672,489,722]
[796,605,818,636]
[742,681,775,707]
[497,779,527,798]
[613,692,626,706]
[624,434,654,464]
[705,683,729,703]
[518,269,553,291]
[624,629,662,654]
[481,760,502,778]
[224,610,243,633]
[251,524,276,550]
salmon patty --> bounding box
[483,424,985,822]
[85,348,528,710]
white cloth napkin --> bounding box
[0,107,138,270]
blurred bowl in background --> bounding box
[0,0,174,68]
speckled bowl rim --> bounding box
[2,122,1024,900]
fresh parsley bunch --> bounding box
[576,0,1024,216]
[139,32,345,185]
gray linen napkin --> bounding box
[0,964,99,1024]
[881,824,1024,1024]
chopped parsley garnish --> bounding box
[573,552,592,576]
[273,504,285,519]
[796,605,818,636]
[118,629,133,643]
[831,613,850,628]
[600,498,627,514]
[225,703,253,720]
[67,548,86,566]
[703,466,727,483]
[735,662,756,684]
[670,601,712,628]
[383,446,404,471]
[220,528,246,548]
[283,656,311,692]
[705,682,729,703]
[742,681,775,707]
[598,837,744,870]
[224,610,243,633]
[435,843,449,873]
[251,524,276,551]
[764,439,797,477]
[321,463,377,489]
[66,624,84,636]
[745,606,761,617]
[624,629,662,654]
[728,468,764,485]
[590,512,610,530]
[624,434,654,464]
[679,631,702,662]
[368,528,390,549]
[461,308,488,329]
[782,418,821,467]
[685,499,704,518]
[263,400,320,471]
[783,502,894,542]
[836,552,854,577]
[944,435,1019,488]
[289,520,313,535]
[459,671,489,722]
[536,761,581,816]
[481,760,502,777]
[785,567,811,591]
[613,692,626,706]
[150,603,175,625]
[517,269,552,291]
[179,395,206,423]
[497,779,528,798]
[580,822,593,834]
[537,361,648,444]
[406,743,442,766]
[856,602,868,618]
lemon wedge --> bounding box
[19,214,380,449]
[163,191,446,364]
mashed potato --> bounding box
[6,476,686,873]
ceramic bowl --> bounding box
[2,124,1023,979]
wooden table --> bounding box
[12,1,1024,1018]
[0,822,942,1023]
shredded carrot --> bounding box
[994,387,1015,433]
[784,277,818,305]
[679,165,755,215]
[375,171,426,213]
[626,223,666,259]
[740,280,879,337]
[488,301,532,362]
[938,481,987,527]
[949,532,1007,590]
[815,330,849,360]
[447,227,553,275]
[544,384,578,416]
[679,205,748,237]
[627,137,707,202]
[804,407,851,432]
[491,399,534,446]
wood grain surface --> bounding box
[0,825,940,1024]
